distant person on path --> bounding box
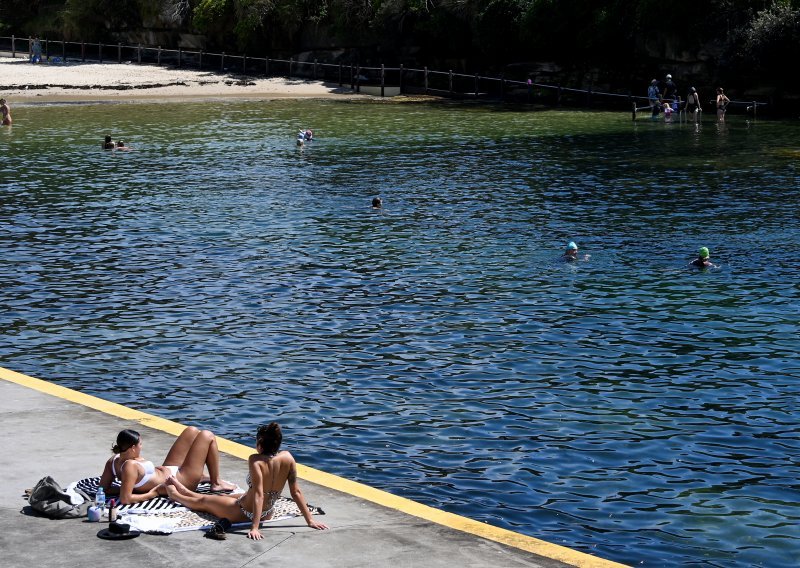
[648,79,661,118]
[663,73,677,103]
[30,36,43,64]
[690,247,717,269]
[685,87,702,122]
[102,135,115,149]
[561,241,590,262]
[0,98,11,126]
[716,88,730,121]
[164,422,329,538]
[99,426,236,505]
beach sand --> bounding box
[0,55,359,103]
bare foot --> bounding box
[165,485,183,503]
[165,476,193,496]
[211,479,237,492]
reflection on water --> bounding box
[1,101,799,567]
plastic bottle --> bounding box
[95,487,106,512]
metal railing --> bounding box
[0,35,769,115]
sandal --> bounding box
[204,519,231,541]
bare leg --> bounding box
[175,430,236,491]
[165,485,245,521]
[162,426,201,467]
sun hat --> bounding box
[666,74,672,79]
[567,242,578,250]
[698,247,709,258]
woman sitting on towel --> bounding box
[100,427,236,505]
[165,422,328,538]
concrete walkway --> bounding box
[0,368,627,568]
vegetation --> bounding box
[2,0,800,93]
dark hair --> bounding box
[112,429,140,454]
[372,197,382,208]
[256,422,282,456]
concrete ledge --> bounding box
[0,366,627,567]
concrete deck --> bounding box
[0,368,626,568]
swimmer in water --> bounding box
[690,246,717,268]
[561,241,590,262]
[372,196,382,209]
[296,130,305,146]
[103,135,115,150]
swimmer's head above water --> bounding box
[698,246,709,259]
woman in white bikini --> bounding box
[165,422,328,538]
[99,426,236,505]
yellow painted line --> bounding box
[1,366,627,568]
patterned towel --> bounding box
[74,477,324,533]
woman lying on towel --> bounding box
[100,427,236,505]
[165,422,328,538]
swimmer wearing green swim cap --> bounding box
[690,246,717,268]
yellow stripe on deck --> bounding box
[0,366,628,568]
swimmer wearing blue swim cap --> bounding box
[562,241,579,261]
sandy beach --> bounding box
[0,55,358,103]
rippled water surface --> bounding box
[1,100,799,566]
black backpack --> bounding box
[27,476,92,519]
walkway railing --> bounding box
[0,34,769,115]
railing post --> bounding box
[632,101,637,121]
[242,54,246,74]
[399,64,404,94]
[81,41,85,62]
[350,64,354,89]
[500,74,505,100]
[289,58,293,77]
[137,44,142,64]
[338,63,343,86]
[158,46,162,66]
[381,64,385,97]
[449,70,453,95]
[199,50,203,69]
[178,48,182,68]
[220,52,225,71]
[62,40,66,62]
[117,42,121,63]
[11,35,15,58]
[98,42,103,63]
[424,66,428,95]
[45,38,49,60]
[557,84,562,106]
[753,101,757,119]
[356,65,361,93]
[314,58,318,80]
[474,73,479,97]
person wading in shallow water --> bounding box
[1,98,12,126]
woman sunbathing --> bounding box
[100,426,236,505]
[165,422,328,538]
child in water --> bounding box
[1,98,11,126]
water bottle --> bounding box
[95,487,106,511]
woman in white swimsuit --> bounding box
[165,422,328,539]
[99,426,236,505]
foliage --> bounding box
[732,1,800,87]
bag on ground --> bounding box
[28,476,91,519]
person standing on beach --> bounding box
[0,99,11,126]
[30,36,43,64]
[716,88,730,122]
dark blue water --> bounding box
[1,100,799,566]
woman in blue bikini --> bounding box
[99,426,236,505]
[165,422,328,538]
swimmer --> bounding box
[1,98,11,126]
[561,241,590,262]
[690,246,717,268]
[103,135,115,150]
[116,140,132,150]
[304,129,313,141]
[296,130,305,146]
[372,196,382,209]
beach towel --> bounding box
[74,477,324,533]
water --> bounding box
[1,99,799,567]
